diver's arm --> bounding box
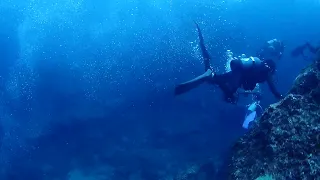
[266,75,282,100]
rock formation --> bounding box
[229,51,320,180]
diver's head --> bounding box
[268,39,285,59]
[267,39,277,45]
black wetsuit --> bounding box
[174,23,282,103]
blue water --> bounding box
[0,0,319,179]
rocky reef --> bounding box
[229,51,320,179]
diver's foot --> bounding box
[204,69,212,75]
[204,69,215,78]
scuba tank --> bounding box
[240,56,262,70]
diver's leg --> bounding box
[194,22,212,71]
[174,69,212,96]
[210,71,242,103]
[306,43,318,54]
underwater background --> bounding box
[0,0,319,179]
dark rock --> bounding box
[228,50,320,180]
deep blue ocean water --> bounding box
[0,0,319,179]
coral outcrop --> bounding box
[229,51,320,179]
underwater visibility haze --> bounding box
[0,0,319,179]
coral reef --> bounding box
[229,51,320,179]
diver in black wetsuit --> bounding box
[174,23,283,103]
[291,42,319,60]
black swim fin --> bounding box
[175,70,212,95]
[194,21,211,71]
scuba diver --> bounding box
[225,50,264,128]
[291,42,319,61]
[174,22,283,103]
